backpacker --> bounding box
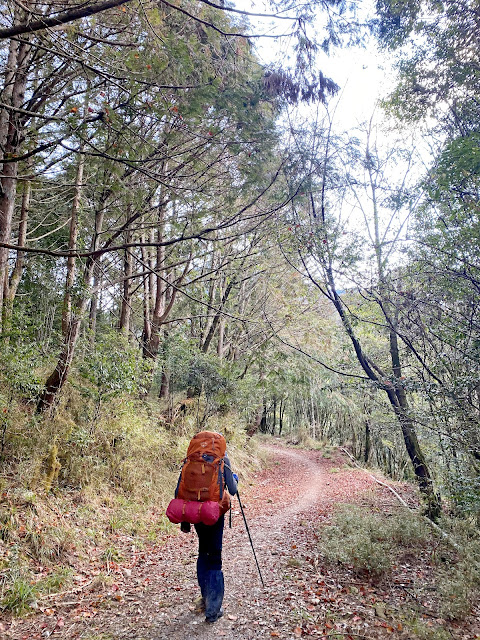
[166,431,230,526]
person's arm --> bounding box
[224,453,238,495]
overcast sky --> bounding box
[234,0,396,132]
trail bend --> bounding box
[143,444,368,640]
[3,444,420,640]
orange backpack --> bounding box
[176,431,230,515]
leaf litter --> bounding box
[2,443,479,639]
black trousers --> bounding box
[194,514,225,618]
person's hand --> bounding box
[233,473,239,483]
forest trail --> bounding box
[4,444,479,640]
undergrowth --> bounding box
[319,505,430,576]
[0,372,259,617]
[319,504,480,622]
[435,517,480,620]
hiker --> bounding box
[167,431,238,623]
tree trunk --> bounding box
[145,199,167,358]
[201,281,234,353]
[318,224,441,517]
[37,308,86,411]
[0,33,31,332]
[247,370,266,437]
[140,237,152,355]
[310,389,316,440]
[62,146,85,335]
[279,399,284,436]
[119,230,133,336]
[158,329,170,399]
[88,261,101,338]
[88,205,105,338]
[345,299,439,516]
[159,370,169,399]
[364,416,371,463]
[200,254,218,345]
[363,392,372,463]
[217,316,225,358]
[38,193,104,411]
[388,323,440,517]
[2,173,31,333]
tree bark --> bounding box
[88,204,106,337]
[140,236,151,354]
[62,146,85,335]
[38,189,104,411]
[217,317,225,357]
[272,398,277,436]
[159,351,170,400]
[247,370,266,437]
[200,252,218,344]
[0,0,134,39]
[144,199,170,359]
[279,399,284,436]
[119,230,133,336]
[364,414,371,464]
[332,283,440,517]
[201,280,234,353]
[88,261,101,337]
[37,302,88,411]
[387,326,441,517]
[310,190,441,518]
[2,172,31,333]
[0,32,31,332]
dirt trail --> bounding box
[3,444,377,639]
[164,446,334,640]
[5,444,479,640]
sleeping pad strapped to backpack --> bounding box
[166,431,230,526]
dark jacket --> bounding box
[222,453,238,496]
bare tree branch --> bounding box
[0,0,134,39]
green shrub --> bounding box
[77,331,151,404]
[386,511,429,546]
[446,473,480,521]
[438,567,477,620]
[408,620,453,640]
[319,505,430,576]
[1,576,38,615]
[433,517,480,619]
[0,343,43,401]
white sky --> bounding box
[233,0,397,132]
[231,0,425,284]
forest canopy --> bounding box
[0,0,479,536]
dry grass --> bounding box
[0,382,262,616]
[319,504,480,621]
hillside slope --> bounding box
[3,444,479,640]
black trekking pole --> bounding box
[236,491,265,588]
